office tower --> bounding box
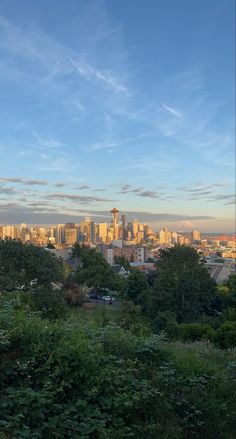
[64,223,77,245]
[98,223,108,242]
[177,234,184,245]
[132,219,139,239]
[50,226,56,239]
[20,223,30,242]
[171,232,178,244]
[2,225,18,240]
[79,217,95,243]
[121,214,127,240]
[31,227,49,245]
[143,225,149,240]
[56,224,65,244]
[191,230,201,242]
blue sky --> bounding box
[0,0,235,231]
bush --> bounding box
[0,296,235,438]
[179,323,215,342]
[215,321,236,349]
[30,286,67,320]
[151,311,179,339]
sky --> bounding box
[0,0,235,232]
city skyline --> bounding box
[0,0,235,232]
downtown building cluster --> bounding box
[1,208,235,271]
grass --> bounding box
[165,340,236,377]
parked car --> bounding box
[102,296,115,304]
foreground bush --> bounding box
[0,297,235,438]
[179,323,215,342]
[215,321,236,349]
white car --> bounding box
[102,296,114,303]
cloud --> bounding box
[0,177,48,185]
[0,185,17,194]
[77,184,91,190]
[0,202,216,226]
[118,184,164,199]
[161,103,182,119]
[0,15,128,96]
[53,182,67,188]
[32,132,64,149]
[46,192,112,204]
[69,56,128,95]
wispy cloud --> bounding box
[0,177,48,185]
[0,15,128,96]
[161,103,182,118]
[46,192,112,204]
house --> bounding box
[111,264,129,277]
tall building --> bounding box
[159,228,171,244]
[111,208,119,240]
[98,223,108,242]
[177,234,184,245]
[64,223,77,245]
[79,217,95,243]
[56,224,65,244]
[121,214,127,240]
[191,230,201,242]
[171,232,178,244]
[3,225,18,240]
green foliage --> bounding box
[114,255,132,271]
[151,311,179,339]
[30,286,67,320]
[123,269,150,306]
[63,283,85,307]
[148,245,217,322]
[72,245,119,290]
[0,294,235,439]
[0,239,64,293]
[179,323,215,342]
[215,321,236,349]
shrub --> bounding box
[30,286,67,320]
[179,323,215,342]
[215,321,236,349]
[151,311,179,339]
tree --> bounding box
[114,255,131,271]
[148,245,217,322]
[123,269,150,307]
[0,239,64,293]
[72,245,116,290]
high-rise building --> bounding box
[56,224,65,244]
[79,217,95,243]
[191,230,201,242]
[98,223,108,242]
[177,234,184,245]
[64,223,77,245]
[171,232,178,244]
[3,225,18,240]
[121,214,127,240]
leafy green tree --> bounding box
[227,274,236,307]
[123,269,150,306]
[148,245,217,322]
[72,245,116,290]
[114,255,132,271]
[0,239,64,293]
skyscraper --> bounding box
[191,230,201,242]
[64,223,77,245]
